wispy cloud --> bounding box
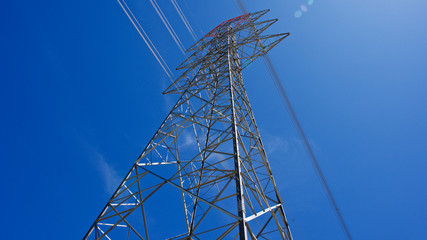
[261,131,290,155]
[94,152,122,195]
[180,130,196,148]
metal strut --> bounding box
[227,25,247,239]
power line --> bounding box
[117,0,175,81]
[234,1,353,239]
[234,0,248,13]
[148,0,187,55]
[170,0,198,42]
[263,55,353,240]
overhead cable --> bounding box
[117,0,174,80]
[234,0,248,13]
[234,1,353,239]
[170,0,198,42]
[263,55,353,240]
[148,0,187,55]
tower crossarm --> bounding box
[163,9,289,95]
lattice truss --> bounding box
[84,10,292,240]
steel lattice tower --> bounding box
[84,10,292,240]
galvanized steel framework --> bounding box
[84,10,292,240]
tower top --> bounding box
[206,13,250,38]
[164,9,289,95]
[186,9,273,52]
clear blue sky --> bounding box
[1,0,426,239]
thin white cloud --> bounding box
[261,131,290,155]
[94,152,122,195]
[180,130,196,148]
[77,135,123,195]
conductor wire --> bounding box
[117,0,175,80]
[148,0,187,55]
[234,1,353,239]
[170,0,198,41]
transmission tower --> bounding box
[84,10,292,240]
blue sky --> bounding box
[1,0,426,239]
